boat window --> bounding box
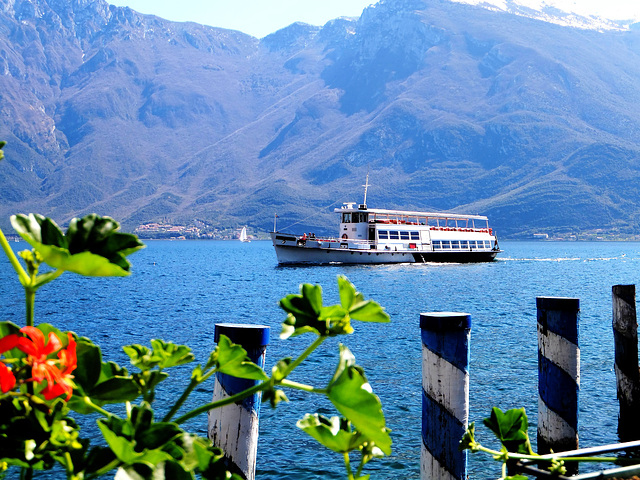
[378,230,389,240]
[485,241,491,248]
[433,241,441,249]
[400,231,410,240]
[442,240,451,249]
[452,241,460,249]
[469,241,476,248]
[342,213,351,223]
[410,231,420,240]
[351,212,368,223]
[389,231,400,240]
[461,240,468,248]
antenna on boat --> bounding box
[362,170,370,208]
[273,213,278,233]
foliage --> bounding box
[0,207,391,479]
[461,407,626,480]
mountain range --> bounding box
[1,0,640,239]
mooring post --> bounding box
[612,284,640,441]
[537,297,580,455]
[208,323,270,480]
[420,312,471,480]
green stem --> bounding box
[86,458,121,479]
[25,287,35,328]
[174,381,266,425]
[81,396,114,418]
[164,365,221,422]
[0,226,28,285]
[280,378,323,393]
[343,452,354,480]
[475,443,620,465]
[64,451,74,478]
[174,336,327,425]
[162,378,199,422]
[282,336,326,377]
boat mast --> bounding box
[362,171,370,208]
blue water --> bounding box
[1,240,640,479]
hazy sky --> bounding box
[107,0,640,38]
[107,0,376,38]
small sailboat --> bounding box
[239,226,250,243]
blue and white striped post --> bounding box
[537,297,580,454]
[612,285,640,441]
[420,312,471,480]
[208,324,270,480]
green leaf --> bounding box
[11,213,144,277]
[459,423,478,452]
[338,275,364,309]
[150,339,194,369]
[90,377,141,403]
[98,419,173,466]
[297,414,364,453]
[327,345,392,455]
[72,337,103,391]
[483,407,534,455]
[349,300,390,323]
[212,335,268,380]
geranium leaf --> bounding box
[297,414,364,453]
[327,345,392,455]
[11,213,144,277]
[483,407,533,455]
[213,335,268,380]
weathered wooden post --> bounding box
[420,312,471,480]
[537,297,580,454]
[612,284,640,441]
[208,323,270,480]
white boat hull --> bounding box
[270,233,498,265]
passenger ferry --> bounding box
[270,200,500,265]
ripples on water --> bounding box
[1,240,639,479]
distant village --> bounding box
[134,222,253,240]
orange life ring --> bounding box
[342,234,348,239]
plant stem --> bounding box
[25,288,35,328]
[173,381,266,425]
[87,458,121,478]
[475,442,620,465]
[280,378,323,393]
[281,336,326,378]
[81,396,114,418]
[162,378,199,422]
[174,336,327,425]
[343,452,354,480]
[0,226,28,285]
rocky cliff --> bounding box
[1,0,640,238]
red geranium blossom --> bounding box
[0,333,19,393]
[0,362,16,393]
[17,327,77,401]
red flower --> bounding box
[0,362,16,393]
[0,333,19,394]
[0,333,19,354]
[17,327,77,401]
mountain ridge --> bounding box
[1,0,640,239]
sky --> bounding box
[107,0,376,38]
[107,0,640,38]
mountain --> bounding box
[1,0,640,239]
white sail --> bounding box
[239,226,250,242]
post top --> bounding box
[214,323,270,347]
[536,297,580,311]
[420,312,471,331]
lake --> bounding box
[2,239,639,479]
